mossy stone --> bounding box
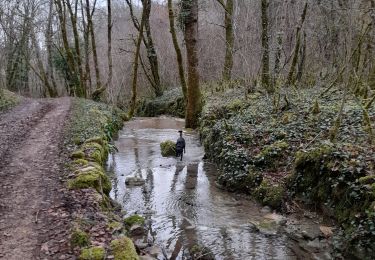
[71,228,90,247]
[253,180,284,209]
[82,142,106,164]
[72,150,85,159]
[110,237,139,260]
[124,215,145,227]
[359,175,375,185]
[108,221,123,232]
[68,167,111,195]
[160,140,176,157]
[79,246,105,260]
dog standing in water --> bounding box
[176,130,186,161]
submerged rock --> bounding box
[125,170,145,186]
[125,177,145,186]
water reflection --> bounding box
[108,117,327,260]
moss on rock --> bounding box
[82,142,106,165]
[68,167,111,195]
[359,175,375,185]
[160,140,176,157]
[79,246,105,260]
[71,228,90,247]
[108,221,123,232]
[124,215,145,227]
[110,237,139,260]
[72,150,86,159]
[253,180,284,209]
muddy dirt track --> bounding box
[0,98,75,260]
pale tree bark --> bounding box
[128,0,148,118]
[217,0,234,82]
[182,0,201,128]
[168,0,187,100]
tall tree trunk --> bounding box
[168,0,187,100]
[66,0,86,97]
[31,28,57,97]
[128,1,147,118]
[46,0,58,96]
[125,0,162,97]
[92,0,113,100]
[261,0,273,93]
[143,0,162,96]
[220,0,234,82]
[86,0,102,100]
[54,0,78,96]
[296,31,306,82]
[80,0,92,92]
[286,2,308,87]
[273,32,283,85]
[183,0,201,129]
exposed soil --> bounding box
[0,98,75,260]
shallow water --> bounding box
[108,117,331,260]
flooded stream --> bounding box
[107,117,332,260]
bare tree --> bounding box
[261,0,272,93]
[216,0,235,82]
[128,0,148,118]
[182,0,201,128]
[168,0,187,100]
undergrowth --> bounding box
[0,89,21,112]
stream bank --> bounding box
[63,98,140,259]
[108,117,334,259]
[137,85,375,259]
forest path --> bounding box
[0,98,74,260]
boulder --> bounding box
[160,140,176,157]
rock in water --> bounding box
[125,169,145,186]
[129,224,145,236]
[160,140,176,157]
[125,176,145,186]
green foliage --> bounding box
[254,141,289,168]
[290,143,375,256]
[253,180,284,209]
[68,167,112,195]
[124,215,145,227]
[137,88,185,118]
[0,89,20,112]
[160,140,176,157]
[71,228,90,248]
[52,47,79,89]
[65,98,123,149]
[79,246,105,260]
[110,237,139,260]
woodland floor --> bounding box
[0,98,75,259]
